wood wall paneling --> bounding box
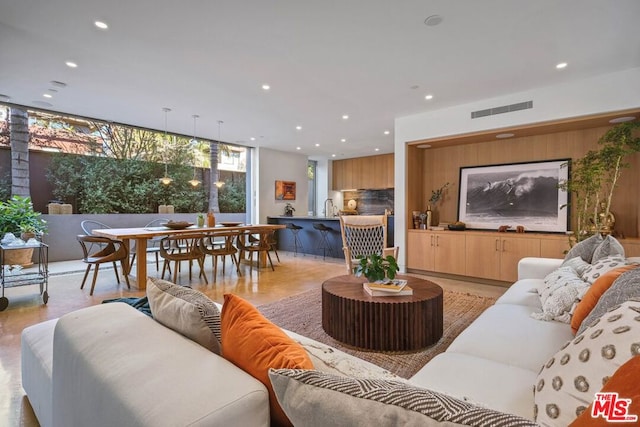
[416,125,639,238]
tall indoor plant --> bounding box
[560,121,640,242]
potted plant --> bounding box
[428,182,450,226]
[284,203,295,217]
[355,253,399,282]
[559,121,640,243]
[0,196,47,266]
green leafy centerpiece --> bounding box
[355,253,399,282]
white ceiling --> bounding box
[1,0,639,159]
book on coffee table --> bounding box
[363,280,413,296]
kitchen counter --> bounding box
[267,216,394,259]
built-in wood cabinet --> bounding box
[407,230,466,276]
[465,234,540,282]
[408,229,640,283]
[332,154,393,190]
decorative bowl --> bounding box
[162,221,194,230]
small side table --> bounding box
[321,274,443,352]
[0,242,49,311]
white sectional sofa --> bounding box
[411,257,568,419]
[21,255,639,426]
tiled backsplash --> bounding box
[342,189,394,215]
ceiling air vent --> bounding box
[471,101,533,119]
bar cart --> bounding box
[0,242,49,311]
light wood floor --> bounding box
[0,251,506,426]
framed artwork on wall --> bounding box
[275,180,296,200]
[457,159,570,233]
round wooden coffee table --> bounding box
[321,275,443,352]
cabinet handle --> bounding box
[430,235,434,247]
[436,235,440,247]
[502,239,506,252]
[495,239,499,251]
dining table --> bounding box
[92,223,286,290]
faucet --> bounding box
[323,198,334,218]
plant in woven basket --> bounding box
[355,253,399,282]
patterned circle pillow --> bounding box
[581,255,630,284]
[578,267,640,336]
[534,298,640,426]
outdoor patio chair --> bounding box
[77,235,130,296]
[339,215,398,274]
[80,220,112,252]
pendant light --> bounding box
[188,114,201,187]
[214,120,225,188]
[159,107,173,185]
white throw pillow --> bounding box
[533,267,589,323]
[560,256,590,277]
[146,277,222,354]
[534,298,640,426]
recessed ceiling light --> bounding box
[340,138,346,142]
[496,133,515,139]
[296,146,301,150]
[374,148,380,152]
[342,114,349,120]
[424,15,443,27]
[609,116,636,124]
[416,144,431,149]
[556,62,568,69]
[94,21,108,30]
[315,143,320,147]
[295,125,302,130]
[250,137,256,141]
[262,84,270,90]
[65,61,78,68]
[425,94,433,100]
[384,130,390,135]
[43,93,52,98]
[332,154,336,157]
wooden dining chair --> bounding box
[236,230,275,273]
[198,230,242,281]
[77,235,130,296]
[130,218,169,271]
[159,234,208,284]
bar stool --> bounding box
[312,222,334,259]
[286,223,304,257]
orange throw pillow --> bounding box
[569,355,640,426]
[221,293,314,427]
[571,264,638,334]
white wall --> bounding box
[256,147,309,223]
[394,67,640,271]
